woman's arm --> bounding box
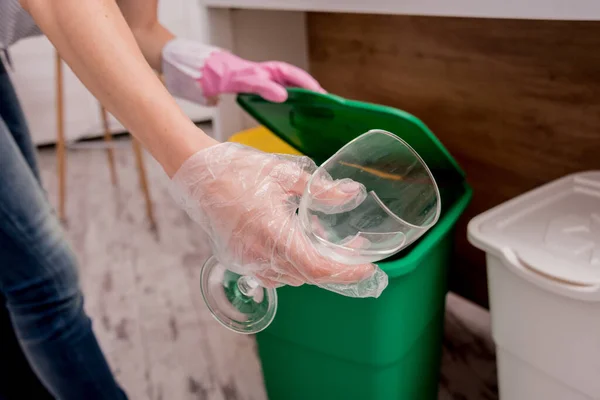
[21,0,381,297]
[116,0,174,71]
[21,0,217,176]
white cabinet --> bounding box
[8,0,213,146]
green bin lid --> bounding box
[236,88,466,189]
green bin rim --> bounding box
[379,183,472,277]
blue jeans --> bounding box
[0,62,127,399]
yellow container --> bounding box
[228,126,301,155]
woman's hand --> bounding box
[162,38,325,105]
[170,142,388,298]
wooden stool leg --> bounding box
[55,51,67,222]
[131,138,156,229]
[100,105,118,186]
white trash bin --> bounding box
[467,171,600,400]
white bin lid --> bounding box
[468,171,600,299]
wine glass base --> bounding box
[200,256,277,334]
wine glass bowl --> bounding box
[298,129,441,265]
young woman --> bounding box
[0,1,376,398]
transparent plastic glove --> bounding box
[161,38,325,105]
[169,142,388,298]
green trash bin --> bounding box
[236,89,472,400]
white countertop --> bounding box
[203,0,600,21]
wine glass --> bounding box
[200,129,441,334]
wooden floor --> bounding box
[37,128,497,400]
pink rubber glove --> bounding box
[201,51,326,103]
[162,38,325,105]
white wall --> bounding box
[8,0,213,145]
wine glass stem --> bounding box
[237,275,260,297]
